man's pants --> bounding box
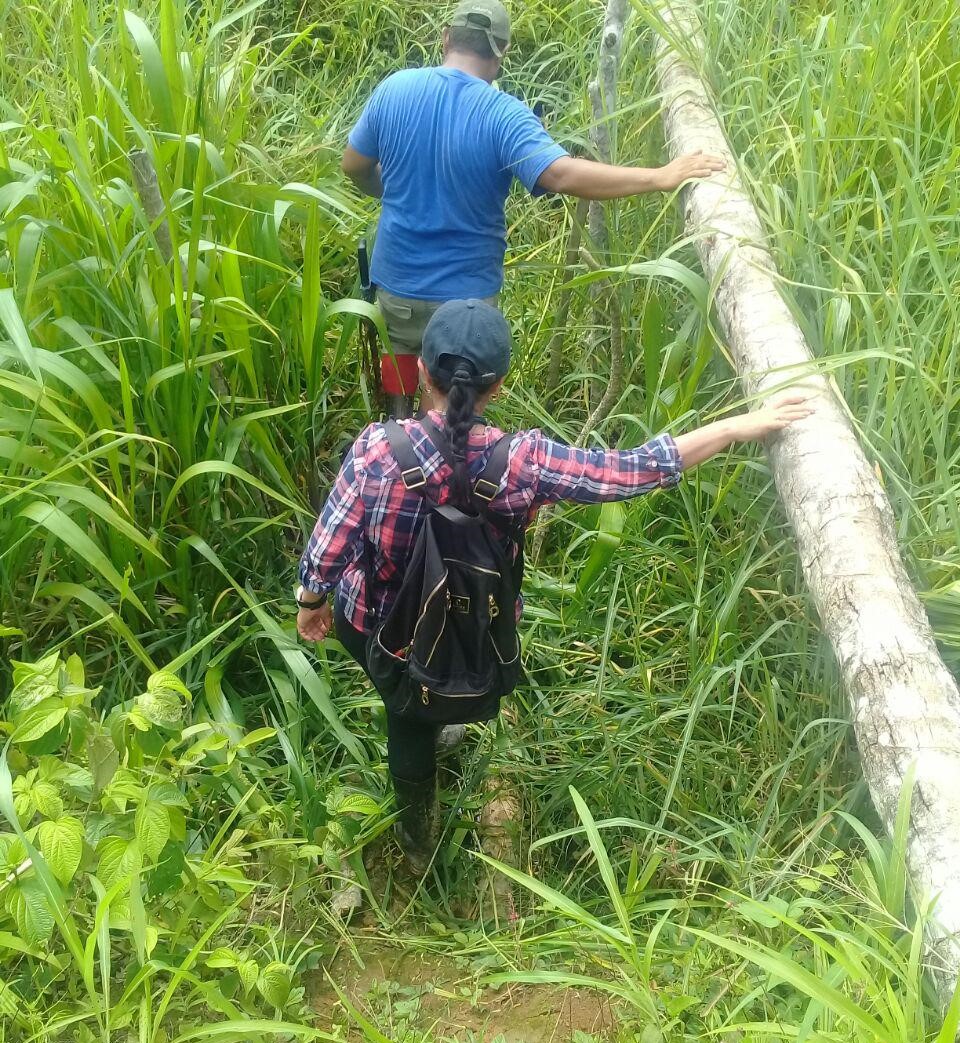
[334,594,439,782]
[377,288,500,398]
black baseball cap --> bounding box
[422,300,511,388]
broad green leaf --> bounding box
[8,879,54,947]
[31,782,64,820]
[9,656,59,717]
[135,688,184,730]
[331,793,380,818]
[206,947,238,969]
[0,977,24,1026]
[0,930,45,959]
[569,787,634,946]
[11,700,67,745]
[234,727,276,750]
[148,670,191,699]
[63,654,84,687]
[325,820,349,846]
[0,345,112,429]
[37,816,83,885]
[237,958,259,995]
[146,781,190,808]
[257,961,292,1010]
[134,802,170,862]
[87,734,119,793]
[97,837,142,890]
[11,653,60,689]
[576,502,625,597]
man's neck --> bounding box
[441,52,496,84]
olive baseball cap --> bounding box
[422,300,511,387]
[448,0,511,58]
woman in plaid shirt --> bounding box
[297,300,811,881]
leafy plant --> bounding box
[0,649,339,1037]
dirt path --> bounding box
[309,941,620,1042]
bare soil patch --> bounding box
[309,941,621,1042]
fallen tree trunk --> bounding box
[651,0,960,1008]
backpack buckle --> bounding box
[473,478,499,501]
[400,466,427,490]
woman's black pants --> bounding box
[333,596,438,782]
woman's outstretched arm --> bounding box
[673,394,813,469]
[528,393,814,506]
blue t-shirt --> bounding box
[348,67,568,301]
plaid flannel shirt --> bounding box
[299,411,683,633]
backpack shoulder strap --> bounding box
[474,433,526,551]
[383,419,428,492]
[418,414,458,473]
[473,433,513,505]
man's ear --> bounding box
[441,27,450,55]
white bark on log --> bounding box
[651,0,960,1008]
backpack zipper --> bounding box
[418,686,487,700]
[411,571,448,650]
[443,558,500,577]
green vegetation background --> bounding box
[0,0,958,1039]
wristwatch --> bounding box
[295,585,327,610]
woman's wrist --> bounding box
[295,584,327,609]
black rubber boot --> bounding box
[391,773,437,876]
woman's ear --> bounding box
[484,377,506,403]
[417,358,431,391]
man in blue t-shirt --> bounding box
[343,0,723,416]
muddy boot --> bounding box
[391,773,437,876]
[329,855,362,919]
[479,776,522,927]
[435,724,467,758]
[387,393,413,420]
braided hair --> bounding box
[429,357,484,504]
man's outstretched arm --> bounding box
[342,145,384,199]
[536,150,724,199]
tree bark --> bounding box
[544,196,589,397]
[652,0,960,1008]
[581,0,628,434]
[129,149,175,264]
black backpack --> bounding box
[364,417,524,724]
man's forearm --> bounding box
[538,157,665,199]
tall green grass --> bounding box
[0,0,957,1039]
